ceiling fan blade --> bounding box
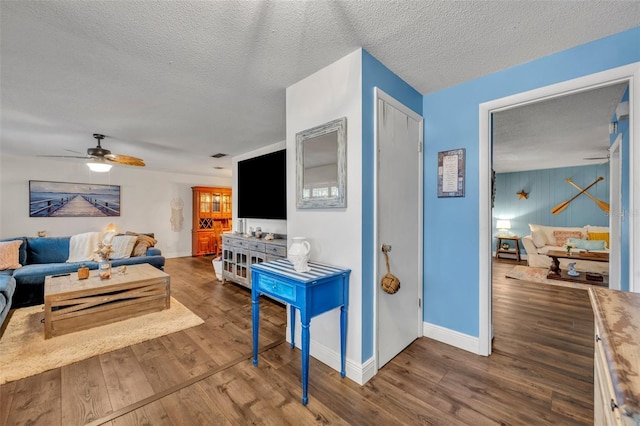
[104,153,145,167]
[64,148,85,155]
[583,156,609,160]
[37,154,90,159]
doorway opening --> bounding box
[478,62,640,355]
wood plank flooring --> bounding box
[0,257,594,425]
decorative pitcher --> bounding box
[288,237,311,273]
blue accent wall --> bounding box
[361,49,422,361]
[494,164,610,253]
[422,27,640,337]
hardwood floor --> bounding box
[0,257,594,425]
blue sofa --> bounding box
[0,268,17,332]
[0,235,165,328]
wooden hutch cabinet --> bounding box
[192,186,232,256]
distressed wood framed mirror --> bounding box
[296,117,347,209]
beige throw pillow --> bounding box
[109,235,138,259]
[0,240,23,270]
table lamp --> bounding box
[496,219,511,236]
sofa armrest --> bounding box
[521,235,538,255]
[146,247,162,256]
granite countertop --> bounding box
[589,287,640,422]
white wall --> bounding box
[232,141,287,236]
[0,155,231,258]
[286,49,364,381]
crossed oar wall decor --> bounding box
[566,178,610,214]
[551,176,607,215]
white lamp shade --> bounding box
[87,161,112,172]
[496,219,511,230]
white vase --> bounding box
[288,237,311,273]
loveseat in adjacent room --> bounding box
[521,223,609,273]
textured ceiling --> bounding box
[493,83,629,173]
[1,1,639,176]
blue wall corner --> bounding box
[361,49,422,361]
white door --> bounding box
[609,135,622,290]
[376,89,423,368]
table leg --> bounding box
[549,255,561,275]
[301,318,310,405]
[289,305,296,348]
[340,305,347,378]
[252,295,260,366]
[44,299,52,339]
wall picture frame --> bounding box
[29,180,121,217]
[437,148,465,198]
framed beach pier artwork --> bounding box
[29,180,121,217]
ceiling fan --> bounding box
[41,134,145,172]
[583,150,610,161]
[583,155,610,161]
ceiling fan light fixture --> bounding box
[87,159,112,172]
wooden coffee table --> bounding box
[44,263,170,339]
[546,250,609,287]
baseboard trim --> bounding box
[422,322,482,355]
[360,356,376,385]
[286,332,372,385]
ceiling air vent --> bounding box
[211,153,227,158]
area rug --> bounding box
[505,265,605,290]
[0,297,204,384]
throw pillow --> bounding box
[109,235,138,259]
[553,230,583,246]
[131,234,157,257]
[581,239,607,251]
[588,232,610,249]
[528,224,549,244]
[0,240,23,270]
[567,237,607,251]
[531,231,546,248]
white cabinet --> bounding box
[594,324,633,425]
[590,288,640,426]
[221,234,287,289]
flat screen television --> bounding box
[237,149,287,220]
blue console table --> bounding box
[251,259,350,405]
